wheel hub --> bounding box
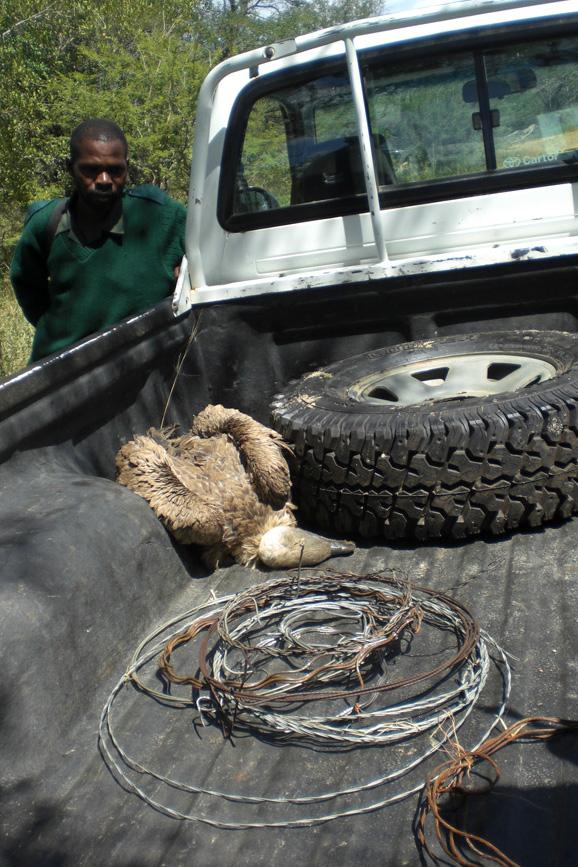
[348,351,557,407]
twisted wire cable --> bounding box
[416,715,578,867]
[99,569,511,829]
[160,572,486,745]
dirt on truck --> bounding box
[3,2,578,865]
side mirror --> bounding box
[235,185,280,213]
[245,186,280,211]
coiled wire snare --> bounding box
[99,569,511,829]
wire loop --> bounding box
[99,568,511,830]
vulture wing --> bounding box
[116,435,226,546]
[190,404,292,507]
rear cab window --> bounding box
[220,23,578,231]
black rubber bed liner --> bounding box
[2,444,578,867]
[2,292,578,866]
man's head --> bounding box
[67,119,129,215]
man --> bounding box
[11,119,187,362]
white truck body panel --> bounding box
[174,0,578,314]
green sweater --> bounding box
[11,185,186,362]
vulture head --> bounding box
[115,404,355,571]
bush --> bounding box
[0,0,382,378]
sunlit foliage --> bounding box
[0,0,383,376]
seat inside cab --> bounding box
[292,134,396,204]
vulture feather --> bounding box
[115,404,354,570]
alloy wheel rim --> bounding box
[348,352,557,407]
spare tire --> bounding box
[270,331,578,540]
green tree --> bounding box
[0,1,210,374]
[0,0,384,376]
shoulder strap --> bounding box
[44,198,68,256]
[24,198,54,224]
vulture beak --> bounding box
[258,525,355,569]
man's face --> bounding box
[67,137,128,214]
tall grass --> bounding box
[0,204,34,378]
[0,273,34,378]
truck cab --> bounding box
[176,0,578,312]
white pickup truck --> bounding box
[173,0,578,542]
[2,2,578,865]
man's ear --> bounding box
[66,157,74,176]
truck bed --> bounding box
[2,287,578,866]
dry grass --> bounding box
[0,275,34,378]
